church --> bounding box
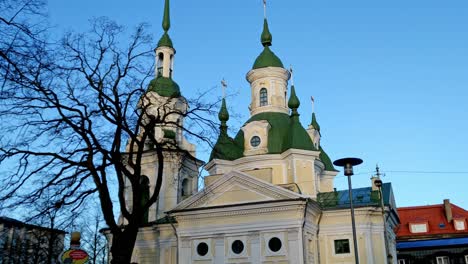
[125,0,400,263]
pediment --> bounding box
[171,170,304,212]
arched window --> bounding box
[181,178,190,197]
[170,54,174,77]
[259,88,268,106]
[157,53,164,76]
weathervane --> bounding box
[221,78,227,98]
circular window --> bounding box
[197,242,209,256]
[231,240,244,254]
[268,237,282,252]
[250,136,261,147]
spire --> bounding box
[288,85,300,115]
[157,0,173,48]
[252,0,283,69]
[162,0,170,32]
[261,19,273,47]
[209,80,243,161]
[310,97,321,132]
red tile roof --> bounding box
[396,202,468,239]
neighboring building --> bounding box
[396,200,468,264]
[120,0,401,263]
[0,216,66,264]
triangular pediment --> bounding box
[172,170,304,212]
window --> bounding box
[410,223,428,233]
[455,219,466,230]
[250,136,261,147]
[259,88,268,106]
[398,259,406,264]
[181,178,190,197]
[334,239,350,254]
[157,53,164,76]
[231,240,244,255]
[197,242,209,256]
[268,237,282,252]
[436,256,449,264]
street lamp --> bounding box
[333,157,363,264]
[374,178,393,263]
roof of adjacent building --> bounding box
[0,216,66,234]
[396,201,468,239]
[317,182,394,210]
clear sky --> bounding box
[47,0,468,209]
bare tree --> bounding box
[0,4,218,263]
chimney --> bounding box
[444,199,453,222]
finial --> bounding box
[162,0,171,32]
[288,84,300,114]
[289,66,294,86]
[260,0,272,47]
[221,78,227,99]
[376,164,381,177]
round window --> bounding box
[231,240,244,254]
[250,136,261,147]
[268,237,282,252]
[197,242,209,256]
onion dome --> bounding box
[252,19,284,69]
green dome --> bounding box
[252,46,284,69]
[147,76,180,97]
[157,32,173,48]
[210,98,243,161]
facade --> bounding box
[124,0,401,263]
[396,200,468,264]
[0,216,65,264]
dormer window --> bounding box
[454,219,466,230]
[259,88,268,106]
[410,223,428,233]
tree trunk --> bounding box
[110,225,139,264]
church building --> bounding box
[125,1,400,263]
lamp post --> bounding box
[333,157,363,264]
[374,178,393,263]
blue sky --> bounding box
[47,0,468,209]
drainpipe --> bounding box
[167,214,179,264]
[302,202,308,263]
[316,211,323,264]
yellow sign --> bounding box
[59,249,89,264]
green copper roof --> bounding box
[157,32,173,48]
[311,112,321,132]
[157,0,174,48]
[286,86,316,151]
[288,85,300,111]
[210,99,243,161]
[319,146,336,171]
[218,98,229,122]
[252,19,283,69]
[253,46,284,69]
[261,19,272,47]
[147,76,180,97]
